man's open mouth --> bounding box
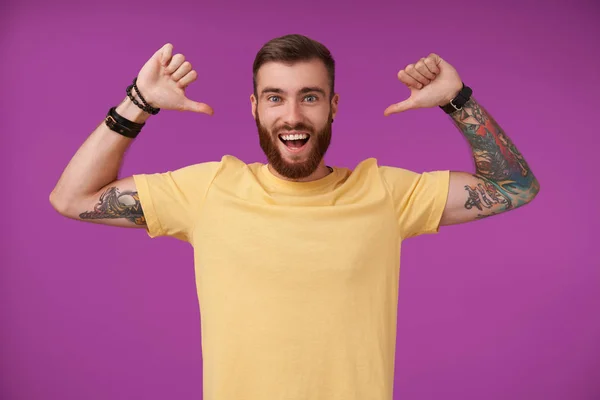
[278,132,310,150]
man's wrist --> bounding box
[440,83,472,114]
[115,96,152,124]
[445,86,463,105]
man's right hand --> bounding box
[135,43,214,115]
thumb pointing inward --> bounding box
[383,98,414,116]
[183,99,214,115]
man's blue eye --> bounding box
[268,96,281,102]
[305,95,317,102]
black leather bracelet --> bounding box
[110,106,145,130]
[440,83,472,114]
[104,107,143,138]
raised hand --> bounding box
[384,53,463,116]
[134,43,214,115]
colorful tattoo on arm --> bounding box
[450,97,540,212]
[79,187,146,226]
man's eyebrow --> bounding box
[261,87,284,96]
[298,87,327,96]
[260,87,327,96]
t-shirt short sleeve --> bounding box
[379,166,450,240]
[132,161,221,242]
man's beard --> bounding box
[255,110,333,180]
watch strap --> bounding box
[440,83,472,114]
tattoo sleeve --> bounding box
[450,97,540,216]
[79,187,146,226]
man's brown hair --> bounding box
[252,34,336,99]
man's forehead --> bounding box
[256,60,329,93]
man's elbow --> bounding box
[517,178,540,208]
[49,190,75,217]
[49,191,65,214]
[529,177,541,202]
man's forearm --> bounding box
[50,97,150,211]
[449,97,540,210]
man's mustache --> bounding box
[276,123,314,133]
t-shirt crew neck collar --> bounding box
[260,164,340,193]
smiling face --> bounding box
[251,59,339,181]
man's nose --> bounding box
[283,101,303,127]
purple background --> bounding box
[2,0,599,399]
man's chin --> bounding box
[270,151,320,179]
[283,158,313,170]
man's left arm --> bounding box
[384,53,540,226]
[440,97,540,225]
[439,97,540,225]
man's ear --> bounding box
[250,94,257,120]
[331,93,340,121]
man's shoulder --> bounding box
[192,155,266,185]
[179,154,251,175]
[348,158,445,195]
[349,157,417,179]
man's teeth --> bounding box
[280,133,309,141]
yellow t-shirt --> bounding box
[133,155,450,400]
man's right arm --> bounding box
[49,43,213,229]
[49,96,151,228]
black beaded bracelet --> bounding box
[126,78,160,115]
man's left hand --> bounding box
[383,53,463,116]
